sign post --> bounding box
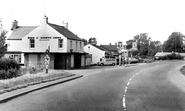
[45,48,50,74]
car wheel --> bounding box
[112,63,115,66]
[100,63,104,66]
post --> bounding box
[45,48,50,74]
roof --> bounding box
[155,52,172,57]
[48,23,82,41]
[100,45,118,51]
[93,45,106,51]
[7,26,37,40]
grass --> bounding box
[0,70,75,94]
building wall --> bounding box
[67,39,84,53]
[21,23,68,53]
[84,44,105,64]
[6,40,22,52]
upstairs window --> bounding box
[58,39,63,48]
[80,42,82,50]
[30,39,35,49]
[76,41,78,50]
[70,41,72,49]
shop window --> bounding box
[58,39,63,48]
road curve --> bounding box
[0,61,185,111]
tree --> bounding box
[126,33,161,57]
[88,37,97,45]
[81,38,88,45]
[163,32,185,52]
[0,30,7,58]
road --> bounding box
[0,61,185,111]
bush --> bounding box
[158,53,184,60]
[0,58,20,70]
[0,68,20,79]
[27,66,43,74]
[0,58,21,80]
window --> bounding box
[76,41,78,50]
[80,42,82,50]
[30,39,35,49]
[70,41,72,49]
[58,39,63,48]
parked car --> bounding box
[98,58,117,66]
[129,57,139,63]
[143,58,154,63]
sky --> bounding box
[1,0,185,45]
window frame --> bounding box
[30,39,35,49]
[58,39,64,49]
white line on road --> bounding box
[125,87,128,93]
[127,81,130,86]
[129,78,132,81]
[123,95,126,110]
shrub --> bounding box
[0,68,20,79]
[158,53,184,60]
[0,58,21,80]
[27,66,42,74]
[0,58,20,70]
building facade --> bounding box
[84,44,105,64]
[5,16,86,69]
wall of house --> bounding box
[21,23,68,53]
[6,40,22,52]
[67,39,84,53]
[25,53,54,69]
[84,44,105,64]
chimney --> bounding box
[115,42,117,47]
[43,15,48,23]
[11,20,18,30]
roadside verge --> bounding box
[0,74,83,103]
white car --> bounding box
[98,58,117,66]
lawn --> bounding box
[0,70,74,94]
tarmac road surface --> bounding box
[0,61,185,111]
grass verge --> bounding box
[0,70,74,94]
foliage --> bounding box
[88,37,97,45]
[0,58,20,70]
[158,53,183,60]
[163,32,185,52]
[0,30,8,58]
[27,66,42,74]
[126,33,162,57]
[0,58,21,79]
[81,38,88,45]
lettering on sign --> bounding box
[28,37,62,41]
[28,37,34,39]
[53,37,61,39]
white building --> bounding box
[5,16,86,69]
[84,44,105,64]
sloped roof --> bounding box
[48,23,82,41]
[155,52,172,57]
[7,26,37,40]
[100,45,118,51]
[93,45,106,51]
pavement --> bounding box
[0,74,83,103]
